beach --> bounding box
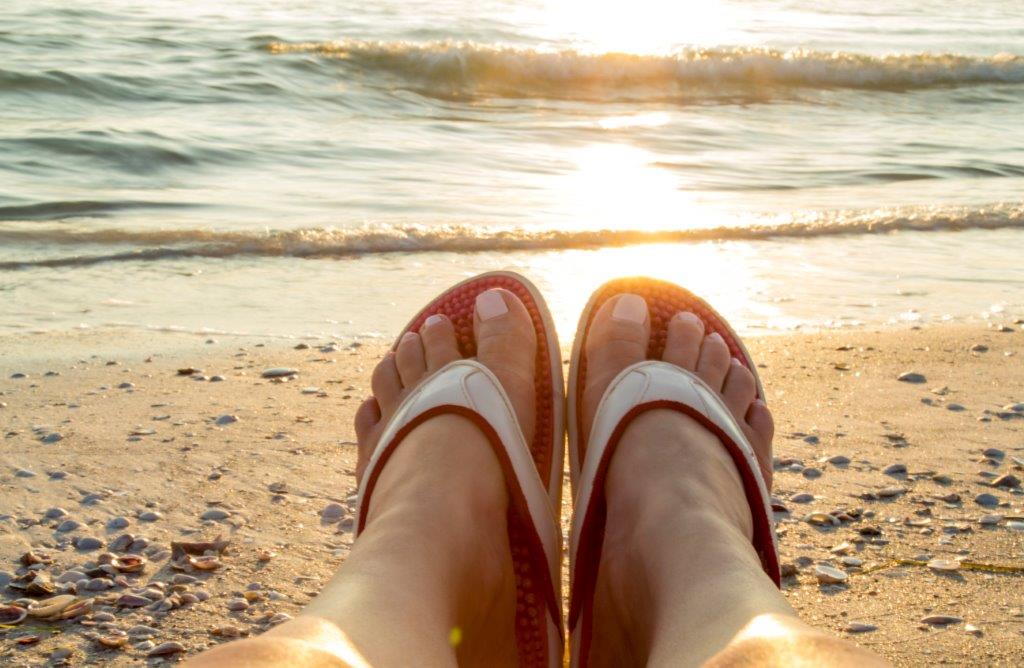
[2,321,1022,665]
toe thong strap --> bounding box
[569,361,780,667]
[356,360,564,668]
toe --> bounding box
[395,331,427,387]
[371,353,403,414]
[662,311,704,371]
[745,399,775,488]
[419,314,462,372]
[354,397,382,481]
[721,359,757,421]
[582,293,650,442]
[696,332,731,391]
[474,288,537,442]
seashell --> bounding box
[0,605,28,624]
[115,593,150,608]
[59,599,92,620]
[97,635,129,649]
[927,558,961,572]
[257,550,276,562]
[108,534,135,552]
[111,555,146,573]
[147,641,186,657]
[16,635,40,645]
[20,551,53,566]
[9,571,55,596]
[170,536,230,561]
[184,555,222,571]
[27,594,76,618]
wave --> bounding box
[268,40,1024,100]
[1,203,1022,270]
[0,200,197,221]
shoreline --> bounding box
[2,320,1023,665]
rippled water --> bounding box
[2,0,1024,338]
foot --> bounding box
[578,293,779,666]
[354,288,538,481]
[580,293,774,487]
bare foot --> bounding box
[580,293,774,487]
[354,288,538,481]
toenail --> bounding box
[706,332,725,345]
[400,331,418,344]
[730,358,744,369]
[424,314,445,328]
[611,294,647,324]
[673,311,703,327]
[475,290,508,321]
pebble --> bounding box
[135,640,156,651]
[11,372,27,379]
[227,598,249,612]
[897,371,927,383]
[210,375,226,382]
[827,455,851,465]
[878,486,907,498]
[0,571,12,587]
[40,432,64,444]
[139,510,162,522]
[73,536,103,551]
[921,615,963,626]
[814,564,848,584]
[55,519,81,532]
[50,647,74,661]
[118,382,135,389]
[268,612,292,625]
[974,493,1000,507]
[978,514,1003,526]
[983,447,1006,458]
[148,641,186,657]
[883,463,908,475]
[85,577,113,590]
[108,516,130,529]
[927,558,961,572]
[946,403,966,411]
[215,414,240,425]
[56,570,86,583]
[802,467,822,479]
[321,503,345,521]
[201,508,231,521]
[15,468,36,478]
[44,507,69,519]
[970,343,989,352]
[791,493,814,504]
[992,474,1020,489]
[964,624,983,636]
[1008,521,1024,531]
[845,622,878,633]
[261,367,298,378]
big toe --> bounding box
[474,289,537,443]
[581,293,650,444]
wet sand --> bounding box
[1,322,1022,666]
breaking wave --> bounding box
[1,203,1022,270]
[269,40,1024,100]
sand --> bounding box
[1,322,1022,666]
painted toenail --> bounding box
[673,311,703,327]
[400,331,418,344]
[475,290,508,321]
[612,294,646,324]
[424,314,445,328]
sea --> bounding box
[3,0,1024,342]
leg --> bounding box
[580,294,889,667]
[188,289,540,667]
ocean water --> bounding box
[2,0,1024,341]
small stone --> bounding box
[201,508,231,521]
[15,468,36,478]
[210,375,226,382]
[85,577,113,590]
[964,624,983,636]
[920,614,963,626]
[1008,521,1024,531]
[992,474,1020,489]
[74,536,103,551]
[118,382,135,389]
[970,344,988,352]
[780,563,799,577]
[261,367,298,378]
[827,455,851,465]
[802,467,822,479]
[883,463,907,475]
[50,647,74,661]
[294,343,310,350]
[946,403,966,411]
[135,640,156,651]
[11,372,28,379]
[803,435,820,445]
[791,493,814,504]
[138,510,162,522]
[321,503,345,521]
[107,516,130,530]
[268,612,292,625]
[44,507,69,519]
[226,598,249,612]
[978,514,1002,526]
[983,447,1006,458]
[56,519,81,532]
[40,432,64,444]
[814,564,848,584]
[878,486,907,498]
[845,622,877,633]
[148,641,186,657]
[215,414,239,425]
[897,371,927,384]
[974,493,1000,507]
